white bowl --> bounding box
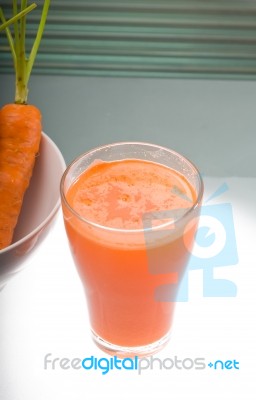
[0,132,66,290]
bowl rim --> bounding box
[0,132,66,255]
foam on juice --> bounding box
[67,159,196,230]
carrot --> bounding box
[0,1,50,250]
[0,104,42,249]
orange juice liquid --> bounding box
[64,159,197,347]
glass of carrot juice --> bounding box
[60,142,203,357]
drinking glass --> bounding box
[60,142,203,357]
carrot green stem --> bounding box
[26,0,50,88]
[0,10,17,79]
[0,1,50,105]
[12,0,19,54]
[20,1,27,59]
[15,0,28,104]
[0,3,36,32]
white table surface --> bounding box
[0,177,256,400]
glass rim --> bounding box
[60,141,204,233]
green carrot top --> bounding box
[0,0,51,104]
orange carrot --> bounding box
[0,104,41,249]
[0,1,50,249]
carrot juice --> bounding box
[61,143,203,356]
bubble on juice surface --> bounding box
[67,159,196,230]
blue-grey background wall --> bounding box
[0,74,255,177]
